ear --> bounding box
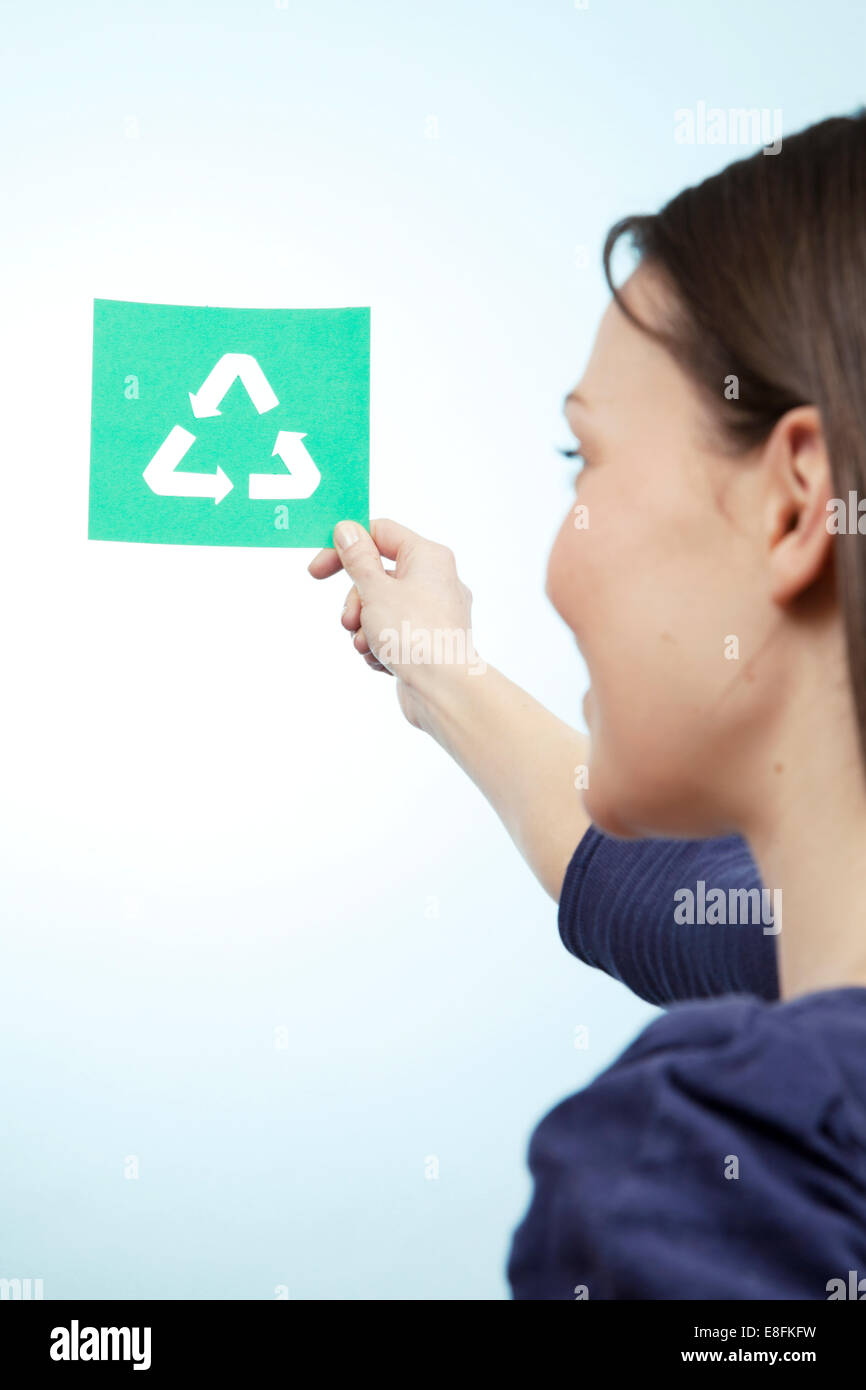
[763,405,835,605]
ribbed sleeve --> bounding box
[557,826,779,1005]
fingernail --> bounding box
[334,522,359,549]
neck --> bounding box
[744,729,866,1001]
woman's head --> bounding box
[547,110,866,840]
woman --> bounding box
[308,109,866,1299]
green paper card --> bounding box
[88,298,369,548]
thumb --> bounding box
[333,521,386,598]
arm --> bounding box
[412,662,591,903]
[417,669,778,1001]
[308,516,590,901]
[307,518,778,1003]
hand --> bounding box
[306,518,484,728]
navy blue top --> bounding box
[556,826,778,1005]
[507,828,866,1300]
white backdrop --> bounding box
[0,0,853,1298]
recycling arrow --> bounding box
[188,353,279,418]
[248,431,322,500]
[142,425,233,505]
[142,354,321,506]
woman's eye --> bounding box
[558,444,587,464]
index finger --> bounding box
[306,544,344,579]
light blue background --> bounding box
[0,0,860,1299]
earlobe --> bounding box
[766,407,834,606]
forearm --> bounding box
[414,663,590,901]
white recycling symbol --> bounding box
[142,352,322,506]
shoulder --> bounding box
[588,990,866,1139]
[511,991,866,1298]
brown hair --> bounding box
[601,110,866,763]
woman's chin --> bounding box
[585,764,732,842]
[581,765,635,838]
[582,747,677,839]
[582,788,642,839]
